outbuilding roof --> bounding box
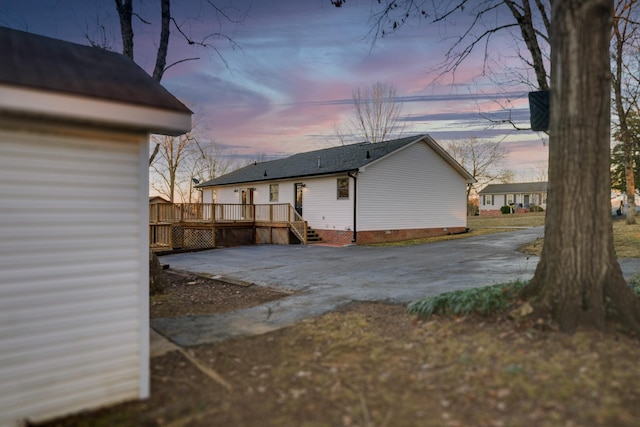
[198,134,475,187]
[0,26,192,135]
[479,181,548,194]
[0,26,191,114]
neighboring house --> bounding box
[0,27,191,426]
[478,181,548,215]
[197,134,475,245]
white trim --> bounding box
[137,139,150,399]
[0,84,191,136]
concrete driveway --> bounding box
[152,227,640,346]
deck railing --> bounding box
[150,203,308,224]
[149,203,307,247]
[288,205,307,243]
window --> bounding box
[507,194,514,205]
[337,177,349,199]
[269,184,279,202]
[484,195,493,205]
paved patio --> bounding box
[152,227,640,346]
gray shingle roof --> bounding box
[479,181,548,194]
[0,26,191,114]
[198,134,473,187]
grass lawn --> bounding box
[374,212,640,259]
[367,212,546,247]
[468,212,547,229]
[518,216,640,258]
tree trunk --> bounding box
[114,0,134,60]
[152,0,171,82]
[149,249,167,295]
[524,0,640,333]
[503,0,549,90]
[625,147,637,224]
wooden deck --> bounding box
[149,203,307,251]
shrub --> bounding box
[407,281,528,318]
[500,205,512,214]
[529,205,544,212]
[629,272,640,297]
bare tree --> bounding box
[498,169,516,184]
[445,138,508,200]
[114,0,245,80]
[114,0,134,60]
[337,81,405,144]
[150,134,235,204]
[112,0,246,163]
[523,0,640,333]
[345,0,550,90]
[181,141,235,204]
[532,161,548,182]
[196,141,235,183]
[332,1,550,132]
[150,133,194,203]
[611,0,640,224]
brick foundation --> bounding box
[480,208,532,216]
[315,227,468,245]
[314,229,356,245]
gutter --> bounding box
[347,171,358,243]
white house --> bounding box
[0,27,191,426]
[478,181,548,215]
[197,134,475,245]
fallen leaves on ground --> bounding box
[38,299,640,427]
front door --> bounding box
[241,189,254,219]
[294,183,304,216]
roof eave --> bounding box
[0,84,192,136]
[196,168,360,188]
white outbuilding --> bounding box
[0,27,191,426]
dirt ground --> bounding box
[149,269,289,318]
[36,270,640,427]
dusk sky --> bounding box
[1,0,549,180]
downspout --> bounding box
[347,171,358,243]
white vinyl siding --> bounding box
[0,127,148,425]
[202,189,214,204]
[358,142,467,230]
[300,176,353,231]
